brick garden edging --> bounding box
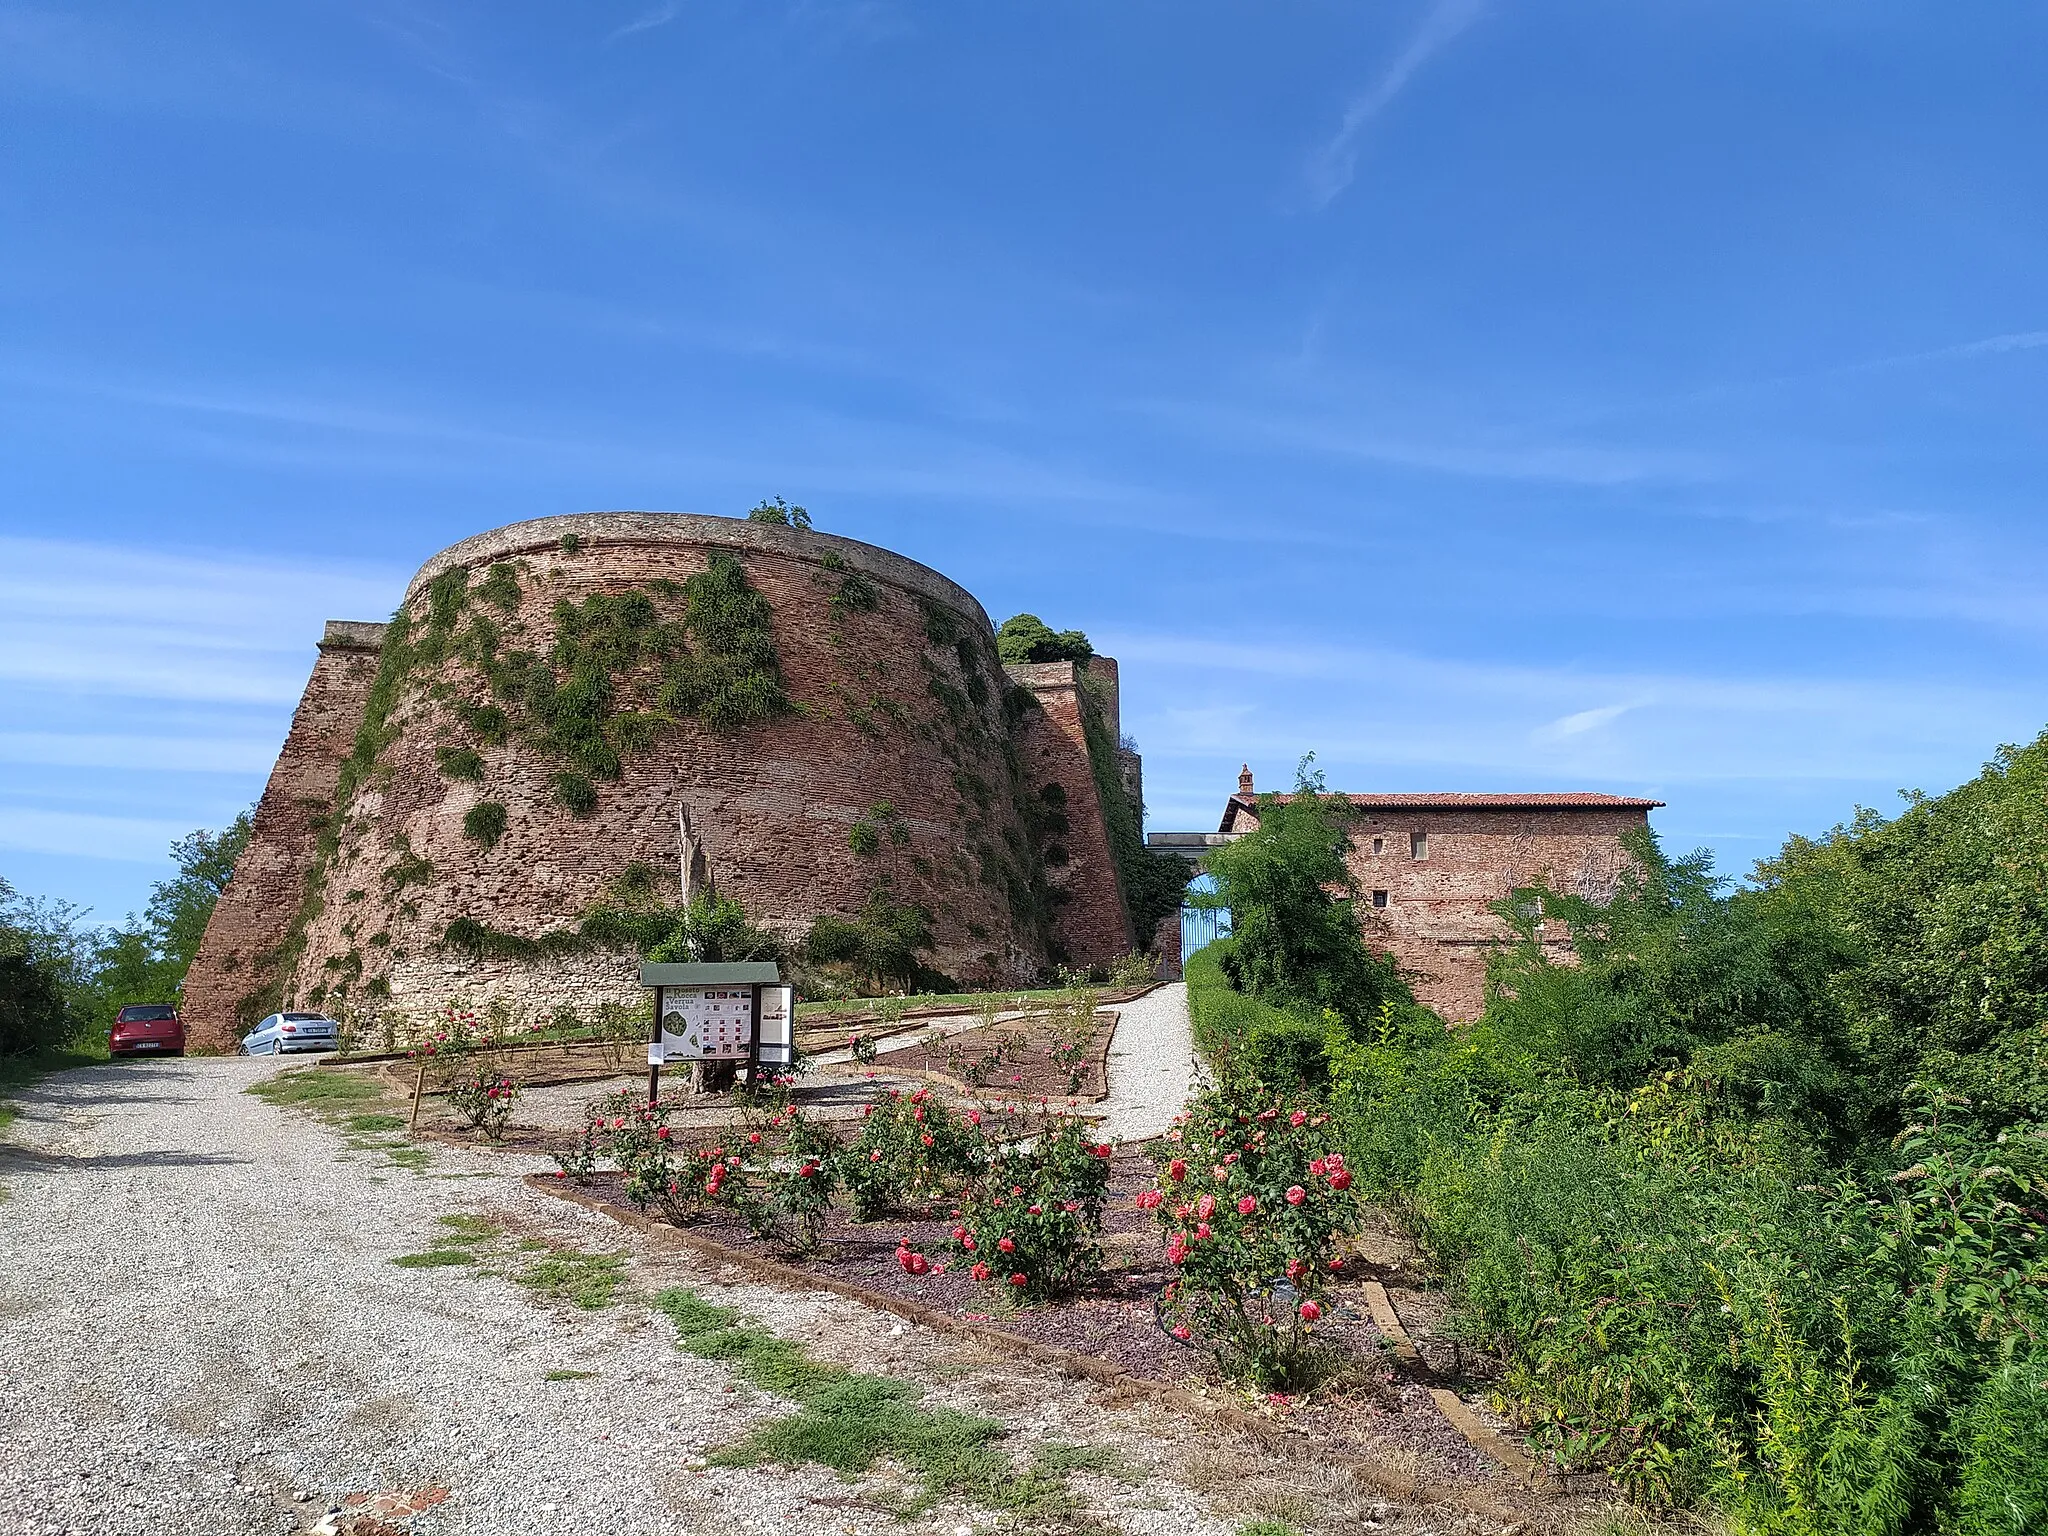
[524,1173,1555,1523]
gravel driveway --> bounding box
[0,1054,1456,1536]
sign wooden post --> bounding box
[646,984,663,1107]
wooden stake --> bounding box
[409,1058,427,1137]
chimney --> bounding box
[1237,763,1254,797]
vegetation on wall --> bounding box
[462,801,508,848]
[1189,733,2048,1532]
[745,496,812,529]
[1076,670,1189,947]
[804,886,938,993]
[995,613,1093,665]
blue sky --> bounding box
[3,1,2046,925]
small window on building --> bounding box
[1410,830,1428,861]
[1370,835,1384,856]
[1372,889,1389,908]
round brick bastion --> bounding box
[182,512,1135,1047]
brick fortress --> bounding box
[1153,768,1661,1020]
[182,513,1147,1052]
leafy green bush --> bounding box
[804,886,935,993]
[745,496,811,529]
[436,745,484,781]
[842,1086,979,1220]
[994,613,1092,664]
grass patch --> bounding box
[247,1068,382,1109]
[656,1288,1096,1519]
[1235,1523,1304,1536]
[391,1248,475,1268]
[545,1369,599,1382]
[346,1112,407,1134]
[1033,1442,1141,1485]
[434,1213,498,1245]
[519,1248,629,1310]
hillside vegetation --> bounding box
[1193,742,2048,1533]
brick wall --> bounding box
[186,514,1146,1043]
[1005,658,1135,969]
[182,622,387,1050]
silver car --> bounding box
[240,1012,341,1055]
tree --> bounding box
[147,813,251,975]
[1200,756,1406,1032]
[745,496,813,530]
[0,876,94,1054]
[995,613,1093,665]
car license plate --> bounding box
[132,1042,160,1050]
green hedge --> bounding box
[1185,939,1344,1095]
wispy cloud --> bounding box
[1100,626,2038,794]
[1532,703,1635,744]
[1305,0,1488,208]
[607,2,682,43]
[0,536,403,705]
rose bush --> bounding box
[445,1069,519,1138]
[841,1086,979,1220]
[950,1111,1114,1302]
[1145,1085,1360,1387]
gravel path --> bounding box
[1089,983,1200,1143]
[0,1054,1464,1536]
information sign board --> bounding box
[754,985,795,1067]
[652,985,754,1062]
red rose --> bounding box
[1167,1159,1187,1182]
[1289,1109,1308,1127]
[997,1236,1015,1253]
[1196,1194,1216,1220]
[971,1262,991,1281]
[1009,1272,1027,1287]
[1170,1324,1192,1341]
[748,1131,761,1145]
[1285,1185,1306,1206]
[1237,1196,1257,1217]
[1298,1300,1321,1321]
[1328,1169,1353,1191]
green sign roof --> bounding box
[638,961,783,987]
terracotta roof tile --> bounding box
[1224,790,1664,816]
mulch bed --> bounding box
[843,1011,1118,1103]
[556,1150,1513,1489]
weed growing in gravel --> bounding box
[346,1113,407,1134]
[1234,1522,1304,1536]
[655,1287,1099,1521]
[518,1249,628,1309]
[544,1369,599,1382]
[434,1213,498,1245]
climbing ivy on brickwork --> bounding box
[1076,671,1189,944]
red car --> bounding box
[109,1004,186,1057]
